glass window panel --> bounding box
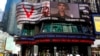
[41,23,91,34]
[22,24,35,36]
[77,25,82,33]
[63,26,69,32]
[88,0,98,13]
[22,29,27,36]
[68,25,72,33]
[52,24,62,32]
[82,26,89,34]
[42,24,51,32]
[72,26,78,33]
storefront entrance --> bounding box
[38,43,89,56]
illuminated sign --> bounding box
[94,17,100,32]
[79,4,90,19]
[0,53,3,56]
[50,2,80,19]
[16,2,90,24]
[92,14,100,35]
[16,39,93,44]
[16,33,95,40]
[34,33,94,40]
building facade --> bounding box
[92,45,100,56]
[15,0,100,56]
[2,0,21,35]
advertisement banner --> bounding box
[79,4,91,22]
[5,36,15,51]
[16,1,50,24]
[93,15,100,35]
[16,1,90,24]
[50,2,80,21]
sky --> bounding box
[0,0,7,11]
[0,0,7,21]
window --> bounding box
[82,26,90,34]
[41,23,91,34]
[67,24,72,33]
[63,25,69,32]
[52,23,63,32]
[77,25,82,33]
[42,24,51,32]
[97,0,100,12]
[72,25,78,33]
[22,24,35,36]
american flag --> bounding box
[16,1,50,24]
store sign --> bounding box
[17,33,95,41]
[93,16,100,34]
[16,39,93,44]
[16,37,34,40]
[16,1,90,24]
[92,14,100,35]
[34,33,94,40]
[5,36,15,51]
[0,53,3,56]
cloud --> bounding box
[0,0,7,22]
[0,0,7,11]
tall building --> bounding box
[15,0,100,56]
[2,0,21,35]
[0,22,3,30]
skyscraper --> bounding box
[2,0,21,35]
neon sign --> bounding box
[34,33,95,40]
[16,39,93,44]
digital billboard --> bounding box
[50,2,80,20]
[79,4,91,22]
[92,15,100,35]
[16,1,50,24]
[16,1,91,24]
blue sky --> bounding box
[0,0,7,21]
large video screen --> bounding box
[79,4,91,22]
[16,1,91,24]
[50,2,80,20]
